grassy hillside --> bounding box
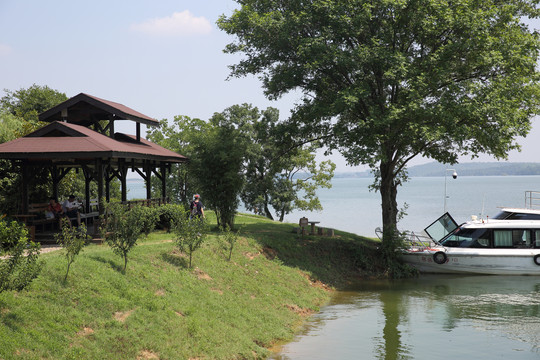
[0,213,380,359]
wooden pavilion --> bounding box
[0,93,187,219]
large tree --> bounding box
[1,84,68,133]
[218,0,540,241]
[242,107,335,221]
[0,85,68,213]
[191,105,253,229]
[147,116,208,204]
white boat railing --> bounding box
[525,191,540,209]
[402,230,436,250]
[375,227,435,250]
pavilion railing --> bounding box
[121,197,170,209]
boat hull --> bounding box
[402,248,540,275]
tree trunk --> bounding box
[264,203,274,220]
[263,192,274,220]
[278,208,285,222]
[379,161,399,242]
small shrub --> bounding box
[100,201,144,272]
[222,225,241,261]
[0,219,41,293]
[173,211,208,268]
[55,218,88,282]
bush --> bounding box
[130,205,159,237]
[156,203,184,232]
[173,211,208,268]
[222,225,241,261]
[0,219,41,293]
[379,228,418,279]
[55,218,88,282]
[100,201,144,272]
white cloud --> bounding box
[130,10,212,37]
[0,43,12,56]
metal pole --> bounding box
[444,169,457,213]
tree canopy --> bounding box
[218,0,540,239]
[241,107,335,221]
[147,104,334,228]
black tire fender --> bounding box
[433,251,448,265]
[534,254,540,266]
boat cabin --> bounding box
[440,221,540,249]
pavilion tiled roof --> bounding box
[0,121,186,163]
[38,93,160,127]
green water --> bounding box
[273,275,540,359]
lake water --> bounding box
[127,176,540,358]
[272,275,540,359]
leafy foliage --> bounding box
[150,105,335,226]
[0,85,69,213]
[378,228,418,279]
[218,0,540,240]
[129,205,160,237]
[189,105,253,229]
[100,202,144,272]
[55,219,88,282]
[0,218,41,293]
[222,224,241,261]
[241,107,335,221]
[146,116,208,204]
[173,211,208,268]
[156,203,185,232]
[1,84,67,125]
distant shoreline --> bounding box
[335,162,540,178]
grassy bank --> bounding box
[0,213,381,359]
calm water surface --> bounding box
[272,275,540,359]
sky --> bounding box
[1,0,540,173]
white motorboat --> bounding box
[401,206,540,275]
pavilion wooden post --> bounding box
[151,163,167,201]
[145,161,152,200]
[21,161,29,214]
[50,165,60,202]
[119,161,128,202]
[97,159,104,214]
[108,115,115,138]
[161,163,167,200]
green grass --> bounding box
[0,213,381,359]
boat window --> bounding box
[494,230,513,247]
[492,211,540,220]
[493,230,532,248]
[492,211,511,219]
[440,228,490,248]
[512,230,532,248]
[535,231,540,248]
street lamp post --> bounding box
[444,169,458,213]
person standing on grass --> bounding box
[190,194,205,219]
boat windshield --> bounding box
[492,210,540,220]
[440,228,490,248]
